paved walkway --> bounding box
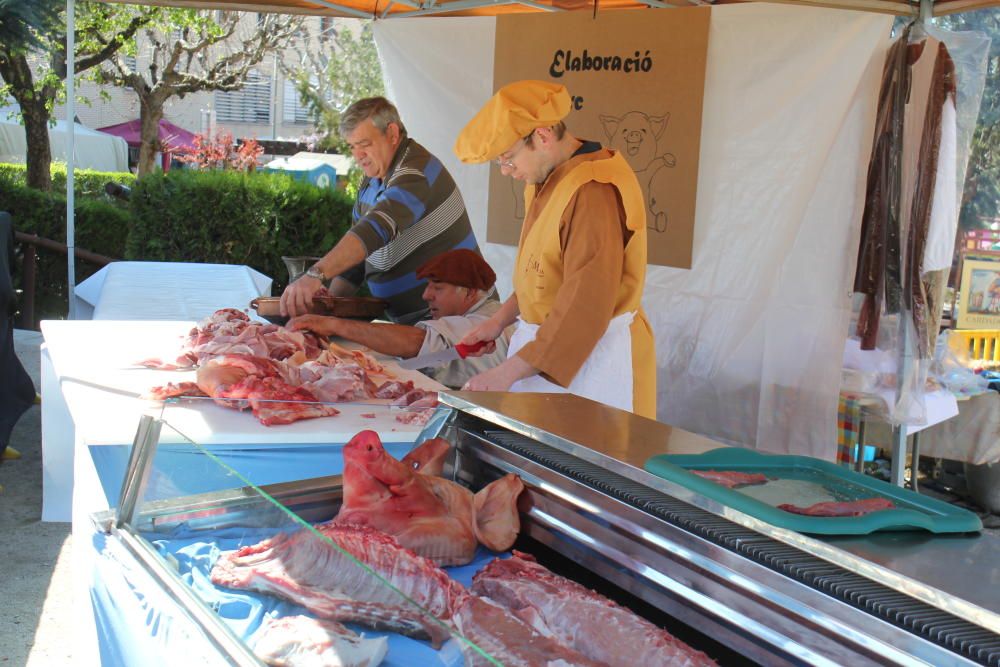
[0,330,74,666]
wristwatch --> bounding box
[304,266,327,282]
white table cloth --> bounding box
[74,261,272,321]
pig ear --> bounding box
[649,113,669,140]
[599,114,621,141]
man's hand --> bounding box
[280,275,323,317]
[458,316,505,357]
[287,314,343,338]
[462,356,536,391]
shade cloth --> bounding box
[97,118,197,153]
[374,4,892,460]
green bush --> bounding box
[128,169,354,292]
[2,164,355,327]
[0,162,136,199]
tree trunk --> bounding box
[21,97,54,192]
[137,100,164,177]
[0,52,53,191]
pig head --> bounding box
[600,110,668,173]
[335,430,523,566]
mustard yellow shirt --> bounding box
[513,147,656,418]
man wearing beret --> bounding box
[288,249,510,389]
[454,80,656,419]
[280,96,486,325]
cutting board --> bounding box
[645,447,982,535]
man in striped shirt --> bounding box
[280,97,485,325]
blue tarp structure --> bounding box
[261,152,350,189]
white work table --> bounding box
[40,319,444,522]
[41,318,446,666]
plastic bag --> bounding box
[934,330,990,397]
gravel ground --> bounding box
[0,330,75,667]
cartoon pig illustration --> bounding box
[646,154,676,233]
[599,111,668,173]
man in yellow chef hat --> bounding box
[454,80,656,419]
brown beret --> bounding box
[416,249,496,291]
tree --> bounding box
[937,9,1000,229]
[0,0,60,50]
[93,10,303,176]
[285,20,384,154]
[0,4,156,190]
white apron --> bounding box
[508,311,635,413]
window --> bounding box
[214,71,272,124]
[283,80,312,125]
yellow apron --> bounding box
[512,150,656,419]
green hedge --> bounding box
[128,169,354,292]
[1,164,355,327]
[0,163,136,199]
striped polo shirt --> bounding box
[342,137,482,324]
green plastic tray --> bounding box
[644,447,982,535]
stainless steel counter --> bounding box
[440,390,1000,634]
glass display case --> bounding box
[90,407,511,667]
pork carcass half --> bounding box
[211,524,460,647]
[253,615,388,667]
[450,593,604,667]
[332,430,523,566]
[471,552,718,667]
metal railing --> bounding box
[13,230,115,329]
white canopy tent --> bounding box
[74,0,986,465]
[0,114,128,172]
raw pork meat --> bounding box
[691,470,769,489]
[471,552,717,667]
[141,309,327,369]
[392,390,439,426]
[146,354,340,426]
[450,593,603,667]
[253,615,387,667]
[373,380,414,400]
[211,524,460,647]
[777,497,895,517]
[333,431,523,566]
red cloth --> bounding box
[416,249,495,291]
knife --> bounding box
[396,340,489,370]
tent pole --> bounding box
[66,0,77,320]
[889,3,933,487]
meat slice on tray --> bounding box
[333,430,523,566]
[252,614,388,667]
[690,469,769,489]
[211,524,460,648]
[777,497,896,517]
[471,551,718,667]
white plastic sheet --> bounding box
[74,261,272,321]
[375,4,892,459]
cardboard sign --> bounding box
[490,8,710,268]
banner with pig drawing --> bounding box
[490,8,709,268]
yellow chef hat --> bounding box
[454,80,571,164]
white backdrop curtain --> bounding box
[374,4,892,460]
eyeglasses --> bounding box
[495,131,533,169]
